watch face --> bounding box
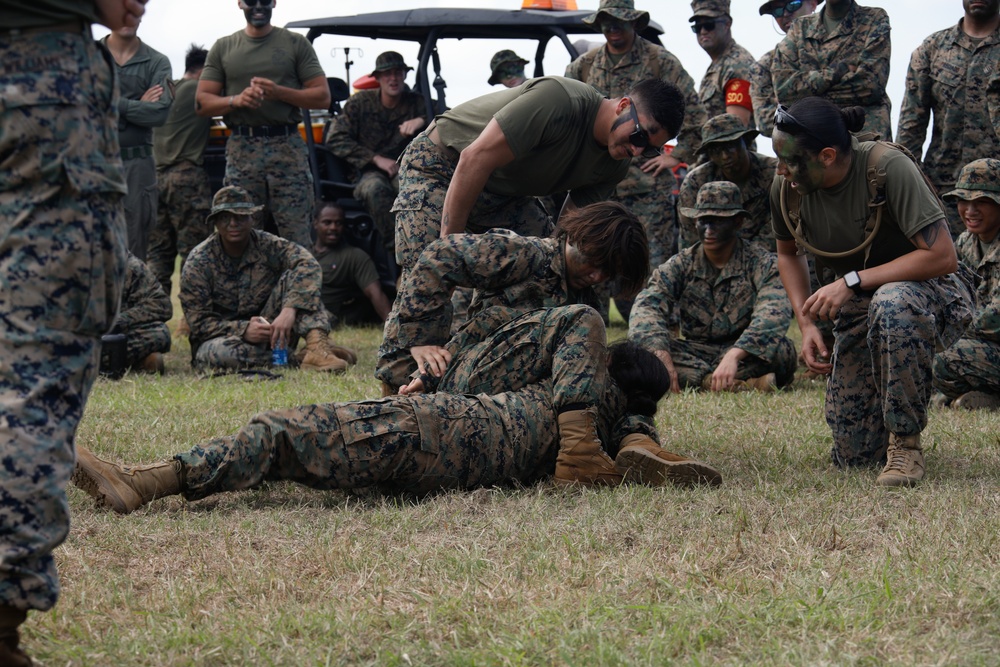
[845,271,861,290]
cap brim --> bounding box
[679,207,749,218]
[698,129,759,154]
[942,188,1000,205]
[759,1,784,15]
[207,206,264,224]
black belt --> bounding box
[231,124,298,138]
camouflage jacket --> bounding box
[677,152,778,251]
[956,232,1000,343]
[750,50,777,137]
[180,230,322,350]
[324,88,425,180]
[629,239,792,361]
[564,37,707,192]
[393,230,597,352]
[115,253,171,332]
[700,40,756,120]
[897,19,1000,191]
[771,1,892,139]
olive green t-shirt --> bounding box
[435,76,629,205]
[0,0,98,28]
[770,139,945,276]
[312,244,380,317]
[200,26,325,126]
[153,78,213,167]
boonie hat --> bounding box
[583,0,651,33]
[690,0,730,21]
[942,158,1000,205]
[488,50,529,86]
[759,0,800,16]
[698,114,759,154]
[370,51,413,77]
[207,186,264,225]
[679,181,749,219]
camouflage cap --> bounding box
[698,114,759,154]
[583,0,651,33]
[942,158,1000,205]
[370,51,413,77]
[207,186,264,225]
[679,181,749,219]
[488,50,529,86]
[758,0,790,15]
[690,0,730,21]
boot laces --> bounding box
[883,446,912,474]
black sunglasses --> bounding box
[769,0,804,18]
[626,97,662,159]
[691,18,725,34]
[243,0,275,7]
[773,104,802,128]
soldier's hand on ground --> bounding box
[710,352,740,392]
[654,349,681,394]
[244,316,271,345]
[799,323,833,375]
[140,84,164,103]
[95,0,147,30]
[270,307,296,351]
[803,280,851,322]
[640,152,680,177]
[398,118,425,138]
[372,155,399,179]
[410,345,452,378]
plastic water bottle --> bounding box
[272,343,288,367]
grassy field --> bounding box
[23,315,1000,666]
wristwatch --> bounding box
[843,270,864,295]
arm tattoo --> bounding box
[917,219,943,248]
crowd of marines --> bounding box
[3,0,1000,663]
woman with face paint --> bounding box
[629,181,797,396]
[769,97,975,487]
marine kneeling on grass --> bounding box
[180,186,357,372]
[71,337,721,515]
[629,181,796,393]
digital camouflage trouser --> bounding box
[669,337,798,390]
[933,337,1000,399]
[124,322,171,368]
[1,31,127,612]
[148,161,212,296]
[353,169,397,257]
[826,275,973,467]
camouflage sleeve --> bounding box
[564,55,584,81]
[180,249,248,342]
[266,235,324,312]
[676,170,701,251]
[628,256,685,353]
[660,54,707,164]
[896,41,933,160]
[771,24,854,103]
[751,53,776,137]
[394,233,548,348]
[824,10,891,108]
[116,255,172,331]
[119,52,173,129]
[325,96,376,171]
[732,248,793,360]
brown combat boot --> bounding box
[175,316,190,338]
[615,434,723,487]
[876,434,924,487]
[553,408,623,487]
[744,373,777,393]
[137,352,164,374]
[299,330,349,373]
[71,445,183,514]
[0,606,31,667]
[953,391,1000,411]
[327,343,358,365]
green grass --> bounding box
[23,311,1000,666]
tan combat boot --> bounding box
[615,434,723,487]
[175,316,190,338]
[876,433,925,487]
[0,606,31,667]
[553,408,623,487]
[744,373,777,393]
[71,445,183,514]
[299,330,349,372]
[953,391,1000,411]
[138,352,164,374]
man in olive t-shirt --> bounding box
[195,0,330,248]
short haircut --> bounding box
[314,200,345,220]
[554,200,649,299]
[185,44,208,74]
[628,78,686,141]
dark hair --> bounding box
[185,44,208,74]
[554,201,649,298]
[775,97,865,155]
[314,200,344,220]
[608,341,670,417]
[628,78,686,141]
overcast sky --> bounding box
[107,1,965,154]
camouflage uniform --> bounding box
[149,77,213,295]
[678,154,777,251]
[100,34,172,260]
[897,19,1000,238]
[750,50,778,137]
[629,240,796,388]
[0,25,127,615]
[325,87,424,255]
[698,41,756,121]
[377,230,599,389]
[566,38,707,266]
[180,229,329,370]
[770,1,893,139]
[934,159,1000,399]
[115,253,171,367]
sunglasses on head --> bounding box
[691,18,725,33]
[769,0,803,18]
[773,104,802,128]
[626,97,662,159]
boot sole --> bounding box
[615,449,723,487]
[71,461,133,514]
